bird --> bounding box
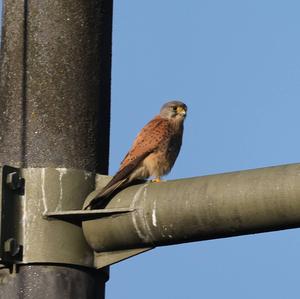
[84,100,187,209]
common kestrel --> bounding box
[85,100,187,209]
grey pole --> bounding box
[0,0,112,297]
[83,163,300,253]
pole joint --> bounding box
[0,165,145,270]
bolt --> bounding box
[6,172,25,192]
[4,238,20,256]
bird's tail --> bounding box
[83,178,128,210]
[84,152,149,209]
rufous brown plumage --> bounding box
[84,100,187,209]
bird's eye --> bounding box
[172,106,177,111]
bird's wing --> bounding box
[119,116,170,171]
[85,116,170,209]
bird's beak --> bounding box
[177,106,187,117]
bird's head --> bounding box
[160,100,187,121]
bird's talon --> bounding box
[151,178,166,183]
[152,178,160,183]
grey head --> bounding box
[159,100,188,120]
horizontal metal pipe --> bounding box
[82,163,300,252]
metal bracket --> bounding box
[45,207,134,225]
[94,247,153,269]
[0,166,96,268]
[0,166,24,266]
[0,166,152,269]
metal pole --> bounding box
[83,163,300,252]
[0,0,112,297]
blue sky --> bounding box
[109,1,300,298]
[2,0,300,298]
